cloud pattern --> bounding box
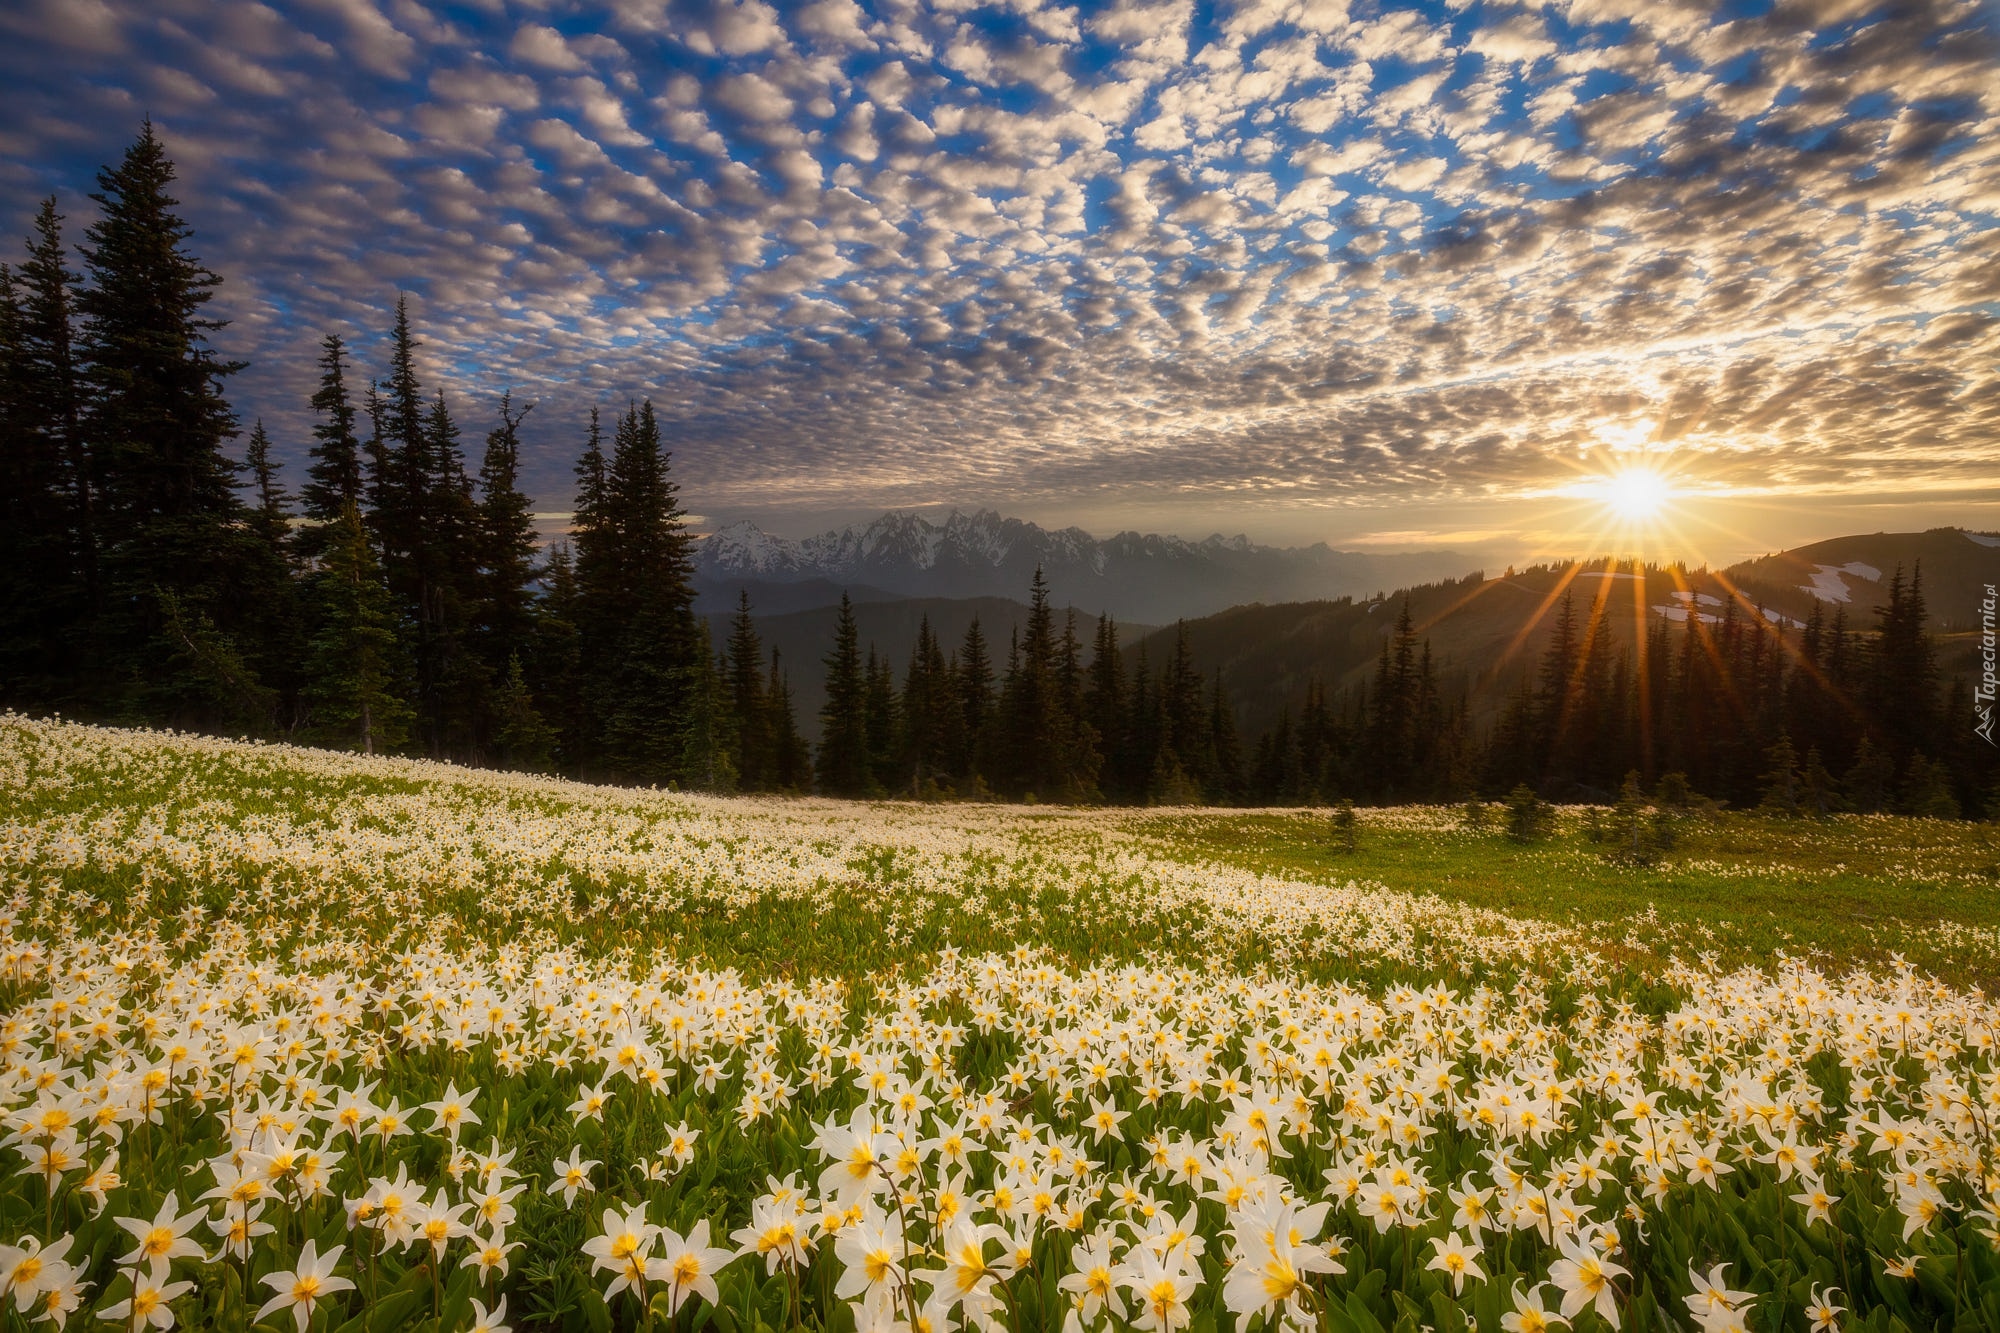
[2,0,1996,532]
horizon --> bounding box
[5,0,1997,563]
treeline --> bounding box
[4,128,1991,817]
[0,124,777,787]
[1482,568,1993,817]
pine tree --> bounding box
[1084,615,1125,798]
[955,617,994,791]
[303,505,411,754]
[1367,599,1420,798]
[1867,565,1939,765]
[20,198,91,602]
[1758,733,1801,815]
[725,592,770,790]
[900,616,950,797]
[300,332,363,552]
[531,542,587,771]
[240,419,306,723]
[1843,737,1895,813]
[491,653,556,773]
[1160,623,1208,795]
[1208,678,1242,805]
[864,646,899,794]
[1898,752,1959,819]
[766,650,811,791]
[474,391,538,675]
[1800,747,1840,817]
[997,570,1095,800]
[589,401,697,782]
[679,624,738,793]
[564,411,609,766]
[1,199,92,702]
[78,123,259,724]
[817,594,871,797]
[415,386,488,757]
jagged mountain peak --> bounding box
[694,510,1478,624]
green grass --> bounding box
[1135,806,2000,983]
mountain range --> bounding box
[704,523,1998,744]
[693,509,1478,624]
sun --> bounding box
[1600,467,1673,522]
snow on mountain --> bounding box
[694,510,1478,623]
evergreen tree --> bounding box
[473,391,538,675]
[583,401,697,783]
[1208,678,1243,805]
[300,332,362,552]
[240,419,306,722]
[725,592,770,790]
[1,199,92,702]
[900,616,951,797]
[1084,615,1125,798]
[817,594,871,797]
[955,617,994,791]
[303,505,411,754]
[1367,599,1420,797]
[1800,747,1840,817]
[491,653,556,773]
[679,625,737,793]
[1843,737,1895,813]
[766,650,811,792]
[1866,565,1938,765]
[414,386,488,756]
[1159,623,1208,795]
[1898,752,1958,819]
[531,542,587,770]
[78,123,259,724]
[1758,733,1801,815]
[864,646,899,794]
[20,198,91,600]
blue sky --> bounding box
[2,0,1997,559]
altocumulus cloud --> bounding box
[1,0,1996,523]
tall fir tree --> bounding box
[679,624,737,793]
[587,400,697,782]
[240,419,306,723]
[303,504,411,755]
[77,122,259,724]
[302,334,363,531]
[1,199,92,701]
[955,617,994,791]
[473,391,539,676]
[724,592,770,789]
[766,650,811,791]
[817,594,871,796]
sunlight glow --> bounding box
[1602,467,1673,521]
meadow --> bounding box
[0,715,1992,1333]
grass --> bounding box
[1134,805,2000,983]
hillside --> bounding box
[1723,527,2000,630]
[1132,528,1999,741]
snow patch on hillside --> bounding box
[1799,561,1881,602]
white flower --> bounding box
[256,1240,354,1333]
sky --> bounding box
[2,0,1998,565]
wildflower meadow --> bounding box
[0,715,1992,1333]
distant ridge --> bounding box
[1129,527,2000,742]
[694,509,1478,624]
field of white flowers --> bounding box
[0,717,1992,1333]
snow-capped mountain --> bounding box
[695,510,1479,624]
